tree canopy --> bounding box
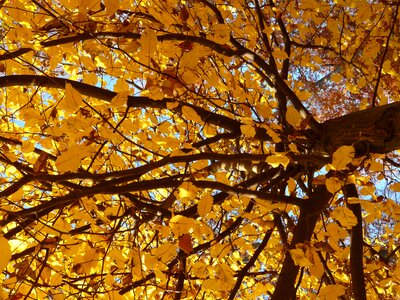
[0,0,400,299]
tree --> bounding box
[0,0,399,299]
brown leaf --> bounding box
[179,233,193,254]
[33,152,49,173]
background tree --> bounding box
[0,0,399,299]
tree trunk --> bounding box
[271,186,331,300]
[344,184,367,300]
[320,102,400,155]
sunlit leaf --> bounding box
[0,236,11,273]
[104,0,119,16]
[273,48,289,60]
[332,145,355,170]
[152,242,177,263]
[286,106,303,127]
[169,215,196,236]
[390,182,400,192]
[266,154,290,168]
[319,284,347,300]
[287,177,297,194]
[198,193,213,217]
[111,91,129,107]
[240,124,256,138]
[59,83,83,113]
[139,29,158,58]
[331,206,358,229]
[56,144,93,173]
[289,248,313,267]
[178,181,199,202]
[181,106,202,123]
[326,177,342,193]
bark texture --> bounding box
[321,102,400,155]
[271,186,331,300]
[344,184,367,300]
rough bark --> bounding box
[321,102,400,155]
[344,184,367,300]
[271,186,331,300]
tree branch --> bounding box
[0,75,260,142]
[371,3,399,108]
[344,184,366,300]
[0,31,245,62]
[228,224,275,300]
[271,185,331,300]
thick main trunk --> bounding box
[271,186,331,300]
[320,102,400,155]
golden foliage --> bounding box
[0,0,399,299]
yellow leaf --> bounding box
[181,106,202,123]
[273,48,289,60]
[297,90,312,101]
[180,45,204,69]
[369,159,384,172]
[105,273,114,286]
[263,125,281,143]
[347,197,361,204]
[56,144,92,173]
[198,193,213,217]
[169,215,196,236]
[287,177,297,194]
[178,181,199,202]
[285,105,302,127]
[266,154,290,168]
[113,77,131,93]
[111,91,128,107]
[331,206,358,229]
[390,182,400,192]
[309,248,324,277]
[191,261,209,278]
[154,268,167,285]
[152,242,177,263]
[212,24,231,43]
[289,248,313,267]
[0,236,11,273]
[203,278,220,291]
[203,124,217,138]
[326,177,342,193]
[215,263,235,288]
[332,145,355,170]
[240,124,256,138]
[139,29,158,58]
[300,0,318,10]
[22,139,35,154]
[59,83,83,113]
[104,0,119,16]
[166,101,179,109]
[319,284,346,300]
[331,73,342,83]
